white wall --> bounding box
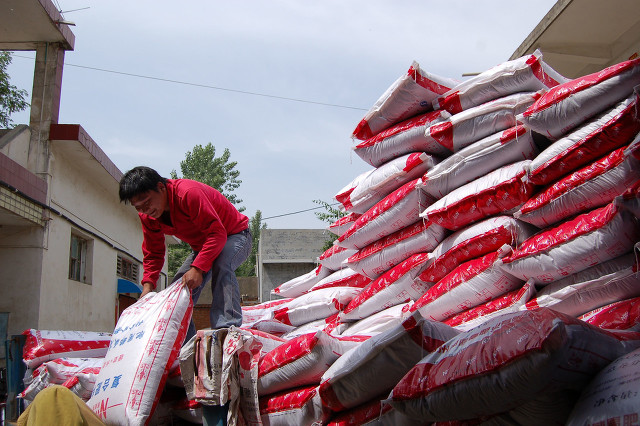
[0,225,44,337]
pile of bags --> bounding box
[241,51,640,425]
[19,281,202,425]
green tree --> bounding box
[168,143,244,278]
[0,51,29,128]
[171,143,243,208]
[313,199,346,251]
[236,210,267,277]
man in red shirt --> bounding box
[119,166,251,340]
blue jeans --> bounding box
[173,229,252,342]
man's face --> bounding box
[130,183,167,219]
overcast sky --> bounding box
[7,0,558,229]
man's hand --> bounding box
[182,266,204,290]
[140,282,154,298]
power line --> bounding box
[11,54,368,111]
[263,202,341,220]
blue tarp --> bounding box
[117,278,142,293]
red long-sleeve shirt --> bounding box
[139,179,249,287]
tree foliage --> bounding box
[168,143,262,279]
[313,199,346,251]
[170,143,243,209]
[0,51,29,128]
[236,210,267,277]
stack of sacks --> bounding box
[248,54,640,425]
[19,330,112,405]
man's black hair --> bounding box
[119,166,167,203]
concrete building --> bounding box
[0,1,172,351]
[257,229,330,302]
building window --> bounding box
[69,230,93,284]
[117,254,139,283]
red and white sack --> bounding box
[63,366,102,401]
[22,329,111,369]
[339,302,411,338]
[388,308,640,422]
[327,212,361,237]
[319,311,458,412]
[272,286,362,327]
[352,61,458,141]
[258,330,362,396]
[421,160,535,231]
[516,137,640,227]
[444,280,536,332]
[88,281,193,426]
[410,248,523,322]
[353,110,452,167]
[527,92,640,186]
[246,319,295,338]
[421,125,539,199]
[345,220,448,280]
[337,179,436,250]
[318,244,358,272]
[241,328,287,356]
[518,58,640,139]
[424,92,539,153]
[435,49,566,114]
[326,399,423,426]
[566,348,640,426]
[242,298,293,326]
[336,152,439,214]
[281,315,347,341]
[499,202,640,284]
[309,267,372,292]
[271,265,331,298]
[418,215,537,286]
[522,252,640,317]
[20,357,103,401]
[259,385,328,426]
[339,253,433,322]
[579,297,640,331]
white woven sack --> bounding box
[353,110,451,167]
[339,302,411,338]
[424,92,539,153]
[258,330,362,396]
[259,385,327,426]
[388,308,640,422]
[528,92,640,186]
[521,251,640,318]
[345,220,447,280]
[352,61,458,140]
[421,125,538,199]
[499,202,640,284]
[339,253,433,322]
[516,135,640,227]
[418,215,537,286]
[88,281,192,426]
[241,298,293,326]
[434,49,566,114]
[518,58,640,139]
[317,244,358,272]
[271,265,331,298]
[22,329,111,369]
[421,160,535,231]
[337,179,436,250]
[272,286,362,327]
[410,248,523,322]
[566,348,640,425]
[319,311,458,412]
[336,152,439,214]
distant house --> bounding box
[0,0,171,349]
[257,228,330,302]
